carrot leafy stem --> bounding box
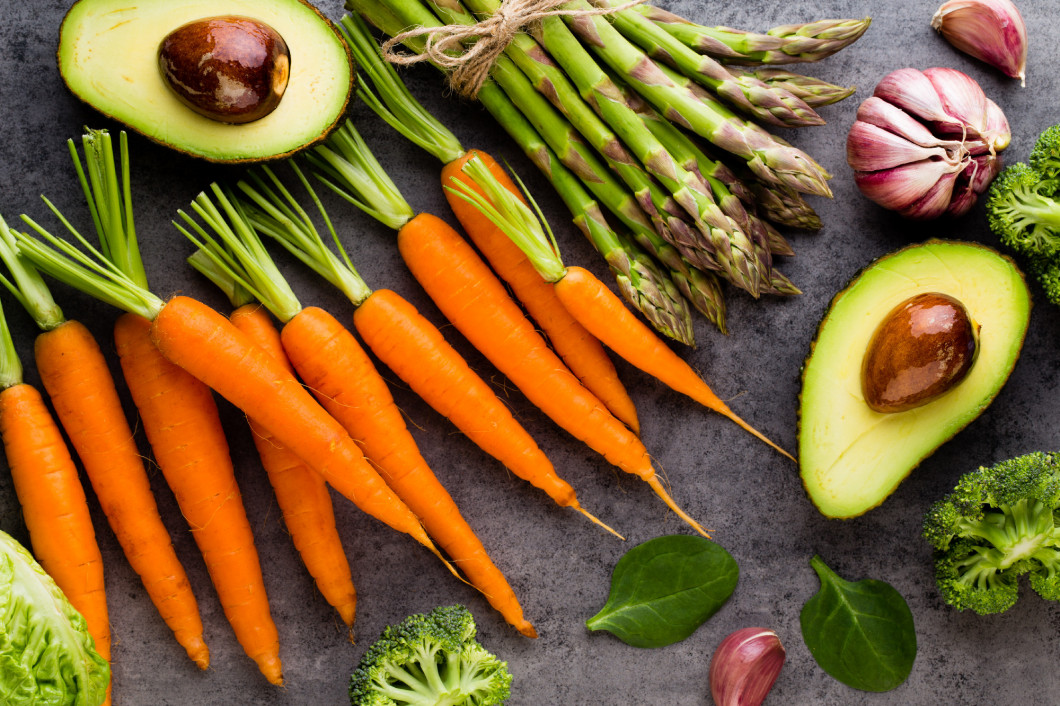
[306,120,415,231]
[337,12,465,165]
[175,182,303,323]
[237,162,373,307]
[0,213,66,331]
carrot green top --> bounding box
[0,214,65,332]
[308,120,415,232]
[15,127,165,322]
[0,247,23,390]
[446,155,568,283]
[236,162,374,308]
[175,179,303,323]
[337,12,465,165]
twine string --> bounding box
[381,0,645,98]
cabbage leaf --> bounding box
[0,530,109,706]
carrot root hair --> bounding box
[644,476,712,539]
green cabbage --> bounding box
[0,530,110,705]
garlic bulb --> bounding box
[709,627,785,706]
[932,0,1028,85]
[847,67,1010,220]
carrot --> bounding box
[0,212,207,676]
[444,154,640,433]
[282,305,536,637]
[337,16,640,433]
[554,266,795,459]
[35,129,283,682]
[390,213,709,535]
[449,155,795,462]
[229,303,357,630]
[183,193,537,636]
[236,163,618,540]
[0,298,110,699]
[113,312,282,684]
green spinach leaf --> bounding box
[586,534,738,648]
[800,555,916,692]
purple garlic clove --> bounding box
[924,67,989,136]
[709,628,785,706]
[931,0,1028,85]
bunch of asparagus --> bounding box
[347,0,869,341]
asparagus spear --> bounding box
[728,67,856,108]
[557,0,833,197]
[633,8,872,66]
[593,0,824,128]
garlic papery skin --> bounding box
[709,627,785,706]
[848,67,1008,219]
[932,0,1028,85]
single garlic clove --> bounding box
[924,67,989,136]
[969,153,1004,194]
[931,0,1028,85]
[847,121,955,172]
[855,96,965,151]
[902,168,962,219]
[947,182,980,217]
[874,68,964,132]
[709,627,785,706]
[854,158,964,212]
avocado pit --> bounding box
[158,15,290,124]
[861,292,980,413]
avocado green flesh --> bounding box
[58,0,352,162]
[799,241,1030,518]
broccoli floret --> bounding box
[923,452,1060,615]
[1029,124,1060,186]
[985,162,1060,260]
[349,605,512,706]
[985,125,1060,305]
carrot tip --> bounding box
[186,643,210,671]
[721,409,796,462]
[518,623,539,638]
[645,476,713,539]
[574,505,625,541]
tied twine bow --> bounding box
[381,0,646,98]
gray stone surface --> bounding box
[1,1,1058,704]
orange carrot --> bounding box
[114,312,282,685]
[394,214,708,534]
[442,150,640,434]
[232,165,616,539]
[1,219,207,690]
[0,383,110,681]
[35,319,212,663]
[15,223,446,575]
[229,304,357,630]
[450,155,795,462]
[281,304,536,637]
[553,267,794,460]
[147,296,439,552]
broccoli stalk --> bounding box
[349,605,512,706]
[986,125,1060,305]
[923,452,1060,615]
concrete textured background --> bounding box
[1,1,1059,704]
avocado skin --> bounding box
[56,0,354,163]
[797,240,1031,519]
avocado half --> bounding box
[57,0,353,162]
[798,240,1031,518]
